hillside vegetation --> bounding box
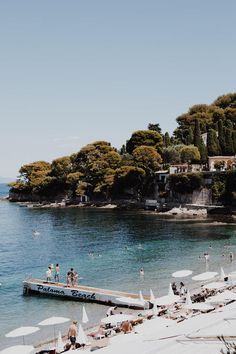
[10,93,236,204]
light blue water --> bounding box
[0,184,236,349]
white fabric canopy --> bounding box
[220,267,226,281]
[82,306,89,324]
[186,302,214,311]
[172,270,192,278]
[206,290,236,303]
[56,331,64,354]
[116,297,145,307]
[168,283,174,297]
[150,289,155,303]
[155,294,180,306]
[139,291,145,304]
[192,272,218,281]
[185,290,192,306]
[203,281,226,290]
[0,345,34,354]
[38,316,70,326]
[76,324,90,345]
[101,314,134,326]
[5,327,39,338]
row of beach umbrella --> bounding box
[1,266,233,353]
[1,306,90,354]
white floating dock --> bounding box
[23,278,149,308]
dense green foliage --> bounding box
[174,93,236,157]
[168,173,203,194]
[10,93,236,203]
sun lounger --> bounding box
[90,336,110,350]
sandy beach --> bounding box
[31,280,236,354]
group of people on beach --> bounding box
[171,281,187,296]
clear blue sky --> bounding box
[1,0,236,177]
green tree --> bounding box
[51,156,72,183]
[180,145,200,163]
[19,161,51,183]
[163,132,171,147]
[126,130,163,154]
[113,166,146,197]
[218,120,226,154]
[224,170,236,205]
[207,129,221,156]
[224,128,234,155]
[148,123,162,134]
[169,173,203,194]
[193,119,201,147]
[162,145,184,164]
[132,146,162,173]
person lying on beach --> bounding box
[121,320,133,334]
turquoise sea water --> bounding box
[0,183,236,349]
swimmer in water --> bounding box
[204,253,210,262]
[140,268,144,276]
[230,252,234,262]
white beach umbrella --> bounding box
[168,283,174,297]
[152,300,158,316]
[192,272,218,281]
[101,314,134,326]
[139,290,145,303]
[55,331,64,354]
[155,294,180,306]
[203,281,226,290]
[116,297,145,307]
[150,289,155,304]
[172,270,193,278]
[186,302,214,311]
[0,345,34,354]
[185,290,192,306]
[82,306,89,324]
[5,326,40,344]
[38,316,70,326]
[76,324,89,345]
[206,290,236,303]
[220,267,226,281]
[38,316,70,344]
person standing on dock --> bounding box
[46,266,52,282]
[68,320,78,350]
[54,264,60,282]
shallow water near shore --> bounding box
[0,185,236,349]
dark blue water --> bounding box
[0,183,236,349]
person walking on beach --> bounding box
[46,266,52,282]
[68,320,78,350]
[54,264,60,282]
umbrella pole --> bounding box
[54,325,56,346]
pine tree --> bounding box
[163,132,171,147]
[186,127,194,145]
[218,120,226,154]
[224,128,234,155]
[194,119,201,147]
[207,129,221,156]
